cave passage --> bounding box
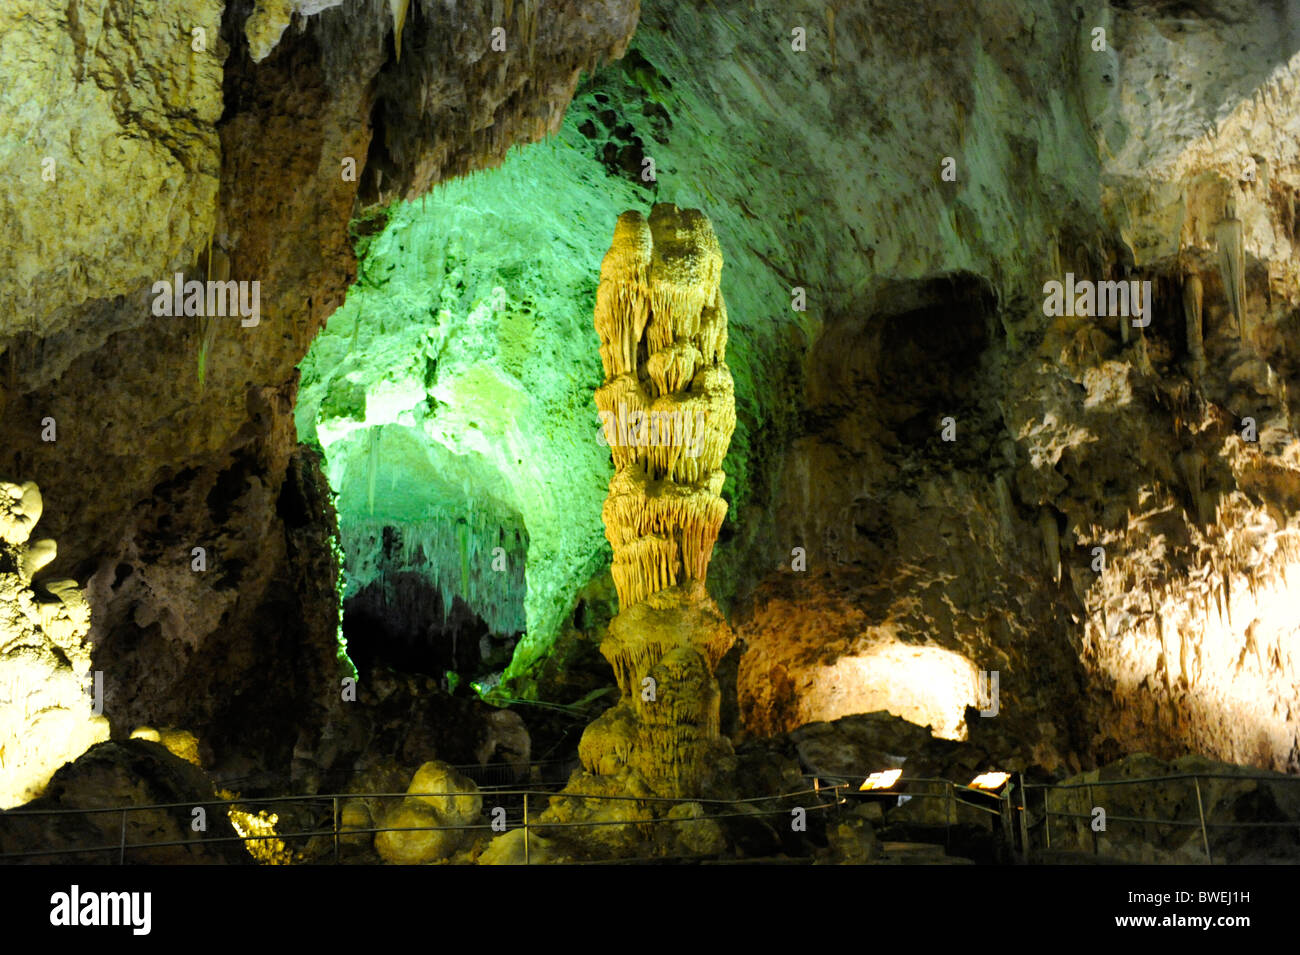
[343,570,520,682]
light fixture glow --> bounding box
[968,771,1010,791]
[860,769,902,791]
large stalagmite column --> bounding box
[577,204,737,797]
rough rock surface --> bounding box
[0,481,109,808]
[373,759,482,864]
[4,0,1300,856]
[308,666,534,793]
[704,0,1300,775]
[0,0,224,341]
[0,0,640,786]
[0,739,249,864]
[1044,752,1300,863]
[294,0,1300,785]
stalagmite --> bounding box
[571,204,738,801]
[1214,195,1246,339]
[1182,269,1204,376]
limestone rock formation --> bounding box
[1182,268,1205,377]
[1214,195,1247,339]
[573,204,737,801]
[594,204,736,611]
[0,480,109,808]
[9,0,1300,870]
[130,726,203,767]
[578,588,733,792]
[0,0,640,789]
[0,739,248,864]
[373,760,483,864]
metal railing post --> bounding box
[1017,774,1030,863]
[998,784,1011,861]
[1087,783,1098,856]
[1193,776,1213,864]
[333,796,340,864]
[119,809,127,864]
[946,783,954,852]
[1044,786,1052,851]
[523,793,530,866]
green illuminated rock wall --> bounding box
[296,134,649,684]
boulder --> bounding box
[0,740,249,864]
[405,761,483,824]
[373,760,482,864]
[479,828,555,866]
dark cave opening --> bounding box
[874,274,997,451]
[343,571,520,683]
[805,272,1000,460]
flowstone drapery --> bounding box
[574,204,737,798]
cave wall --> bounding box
[0,0,639,784]
[726,0,1300,773]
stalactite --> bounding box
[1223,574,1232,627]
[1038,508,1060,583]
[342,512,528,637]
[594,204,735,612]
[1177,450,1207,526]
[366,427,381,517]
[390,0,410,63]
[1215,195,1246,339]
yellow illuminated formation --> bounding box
[570,205,738,800]
[0,481,109,808]
[593,204,736,611]
[220,789,293,865]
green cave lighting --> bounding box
[296,63,775,692]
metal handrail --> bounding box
[0,784,825,819]
[1023,768,1300,864]
[0,784,838,864]
[8,768,1296,864]
[1023,770,1300,790]
[806,768,1300,865]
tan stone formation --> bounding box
[0,480,109,808]
[373,760,483,864]
[570,205,738,806]
[1214,195,1247,339]
[594,204,736,612]
[130,726,203,766]
[1182,268,1205,376]
[578,588,733,794]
